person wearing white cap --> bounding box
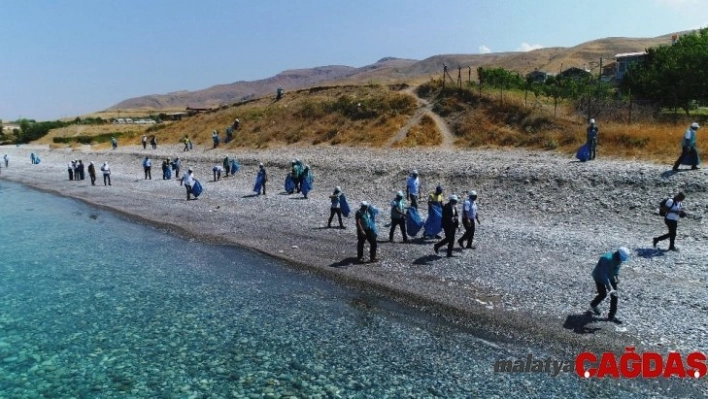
[327,186,345,228]
[653,192,686,251]
[389,191,408,243]
[355,201,378,263]
[182,168,195,199]
[406,170,420,209]
[458,190,481,249]
[672,122,700,171]
[586,118,598,160]
[589,247,630,324]
[434,195,460,257]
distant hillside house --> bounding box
[526,70,549,83]
[601,62,616,82]
[558,67,592,81]
[615,52,646,82]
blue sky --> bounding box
[1,0,706,121]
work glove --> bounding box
[609,290,618,298]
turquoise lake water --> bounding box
[0,180,693,398]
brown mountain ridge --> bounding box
[107,32,681,112]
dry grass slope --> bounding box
[45,82,707,164]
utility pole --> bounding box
[442,64,447,90]
[468,66,471,84]
[457,65,462,90]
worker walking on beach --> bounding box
[434,195,460,257]
[458,190,481,249]
[389,191,408,243]
[588,247,630,324]
[182,168,195,200]
[406,170,420,209]
[328,186,345,228]
[142,135,147,149]
[672,122,700,171]
[423,185,445,239]
[586,119,598,160]
[183,136,190,152]
[172,157,181,179]
[356,201,378,263]
[143,156,152,180]
[111,137,117,150]
[3,154,8,168]
[254,163,268,195]
[100,162,111,186]
[653,192,686,251]
[212,130,220,148]
[87,162,96,185]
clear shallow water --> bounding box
[0,181,691,398]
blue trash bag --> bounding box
[576,143,590,162]
[340,194,351,217]
[679,148,701,166]
[191,180,203,197]
[369,207,379,236]
[406,207,424,237]
[423,203,443,237]
[253,173,264,193]
[230,160,240,175]
[302,175,313,196]
[165,167,172,179]
[284,175,296,193]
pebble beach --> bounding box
[1,143,707,374]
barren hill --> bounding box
[107,32,680,112]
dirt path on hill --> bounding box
[386,86,456,148]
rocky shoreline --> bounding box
[1,143,707,364]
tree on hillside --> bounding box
[621,28,708,115]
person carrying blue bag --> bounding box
[673,122,701,171]
[389,191,408,243]
[301,164,314,199]
[254,163,267,195]
[327,186,345,229]
[423,185,444,238]
[356,201,378,263]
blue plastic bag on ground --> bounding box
[576,143,590,162]
[340,194,351,217]
[302,175,313,196]
[284,175,296,193]
[423,203,443,236]
[406,207,424,237]
[230,160,240,175]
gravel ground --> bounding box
[2,143,707,363]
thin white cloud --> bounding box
[479,45,492,54]
[518,42,543,52]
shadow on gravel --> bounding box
[661,169,691,178]
[241,193,260,198]
[412,254,439,266]
[406,236,433,245]
[289,197,308,200]
[563,313,602,334]
[635,248,666,259]
[329,257,361,268]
